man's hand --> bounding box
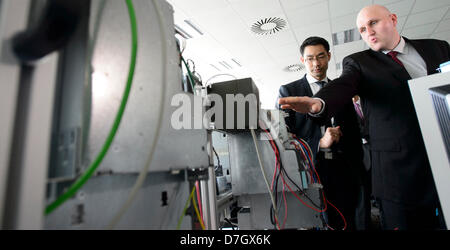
[278,96,323,114]
[319,126,343,149]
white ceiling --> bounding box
[167,0,450,109]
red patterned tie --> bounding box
[387,51,404,67]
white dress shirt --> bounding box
[382,37,428,79]
[306,74,328,95]
[305,74,334,136]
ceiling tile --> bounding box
[279,0,326,11]
[292,20,332,44]
[331,13,358,33]
[385,0,415,17]
[257,28,298,50]
[411,0,450,14]
[403,7,447,29]
[401,22,438,38]
[228,0,285,24]
[431,31,450,42]
[434,19,450,34]
[168,0,230,16]
[374,0,410,5]
[284,1,329,29]
[397,16,407,31]
[266,42,300,60]
[333,40,366,62]
[273,56,303,70]
[445,9,450,19]
[328,0,372,18]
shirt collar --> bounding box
[382,37,406,55]
[306,73,328,85]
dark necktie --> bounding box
[387,51,404,67]
[317,81,326,89]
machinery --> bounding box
[409,72,450,227]
[0,0,328,230]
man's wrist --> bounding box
[309,98,325,117]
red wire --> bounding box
[263,129,289,230]
[265,130,346,230]
[326,200,347,230]
[281,184,288,229]
[293,143,315,183]
[269,140,280,190]
[270,160,278,190]
[297,139,322,185]
[284,178,327,213]
[294,138,347,230]
[271,161,288,230]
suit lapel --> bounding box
[369,49,411,83]
[405,37,435,75]
[297,75,313,97]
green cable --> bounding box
[45,0,138,215]
[176,186,196,230]
[181,56,196,92]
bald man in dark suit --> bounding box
[279,5,450,230]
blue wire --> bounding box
[296,138,318,183]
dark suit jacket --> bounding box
[277,75,363,173]
[314,37,450,206]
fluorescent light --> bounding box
[184,19,204,36]
[175,24,193,39]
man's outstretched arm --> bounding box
[278,96,324,114]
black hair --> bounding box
[300,36,330,56]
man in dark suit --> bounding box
[352,95,376,230]
[277,37,366,230]
[279,5,450,230]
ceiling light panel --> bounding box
[184,19,204,35]
[332,28,362,45]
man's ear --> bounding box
[327,52,331,62]
[300,56,305,64]
[390,13,398,27]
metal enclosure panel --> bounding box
[48,0,91,180]
[409,72,450,227]
[207,78,260,131]
[4,53,60,229]
[86,0,208,173]
[44,172,191,229]
[0,0,31,228]
[228,131,302,195]
[237,189,324,230]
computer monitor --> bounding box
[409,72,450,227]
[429,84,450,159]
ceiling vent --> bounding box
[285,64,305,72]
[332,28,362,45]
[251,17,286,35]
